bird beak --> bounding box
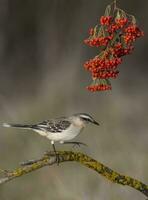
[92,120,100,126]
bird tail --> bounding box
[2,123,34,129]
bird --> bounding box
[3,113,99,162]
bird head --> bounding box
[70,113,99,126]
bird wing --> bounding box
[34,118,71,133]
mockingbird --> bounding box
[3,113,99,162]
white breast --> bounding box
[43,124,84,142]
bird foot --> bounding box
[63,141,87,148]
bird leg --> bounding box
[52,143,60,164]
[63,141,87,148]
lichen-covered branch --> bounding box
[0,151,148,197]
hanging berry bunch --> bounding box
[84,0,144,92]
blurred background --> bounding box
[0,0,147,199]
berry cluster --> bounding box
[84,2,144,92]
[84,35,113,47]
[87,84,112,92]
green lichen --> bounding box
[1,150,148,197]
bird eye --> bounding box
[81,117,91,122]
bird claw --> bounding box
[63,141,87,148]
[72,142,87,148]
[55,154,60,165]
[44,150,60,164]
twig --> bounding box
[0,151,148,197]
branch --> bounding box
[0,151,148,197]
